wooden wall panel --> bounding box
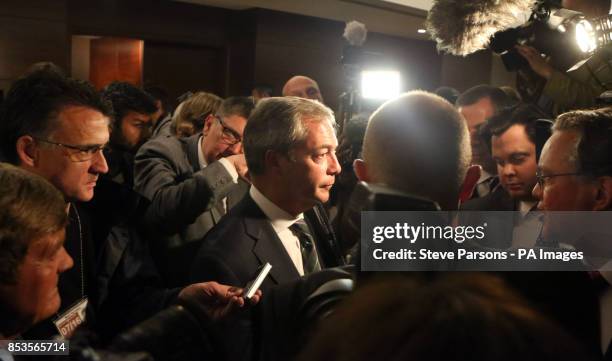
[67,0,229,48]
[0,0,68,93]
[253,9,442,111]
[90,37,143,89]
[440,51,493,93]
[143,41,225,106]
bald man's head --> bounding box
[356,91,471,209]
[282,75,323,103]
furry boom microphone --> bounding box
[425,0,536,56]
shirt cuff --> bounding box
[218,157,239,183]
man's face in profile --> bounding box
[24,106,110,202]
[201,113,247,164]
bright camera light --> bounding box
[361,70,401,100]
[576,19,597,53]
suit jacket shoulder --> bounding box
[191,195,301,290]
[461,185,516,211]
[133,134,236,238]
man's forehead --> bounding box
[222,114,247,130]
[54,105,110,141]
[539,130,579,169]
[287,78,317,91]
[303,119,337,146]
[124,111,153,121]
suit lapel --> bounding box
[242,196,301,284]
[186,134,225,224]
[184,134,202,173]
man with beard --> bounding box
[134,97,255,286]
[101,82,158,188]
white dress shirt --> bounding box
[249,185,305,276]
[197,136,238,212]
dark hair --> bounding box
[101,82,157,128]
[456,84,516,110]
[481,104,549,156]
[253,84,274,97]
[434,86,460,105]
[0,70,112,164]
[143,84,169,111]
[298,273,591,361]
[218,96,255,119]
[554,109,612,176]
[0,163,68,284]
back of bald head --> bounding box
[362,91,471,208]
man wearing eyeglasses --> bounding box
[532,108,612,358]
[0,71,261,342]
[134,96,255,286]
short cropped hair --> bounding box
[0,163,68,284]
[483,104,550,160]
[172,92,223,137]
[456,85,515,110]
[217,96,256,120]
[553,109,612,176]
[0,70,112,164]
[362,91,470,207]
[244,97,335,175]
[101,82,157,127]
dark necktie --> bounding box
[289,219,321,275]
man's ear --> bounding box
[202,114,216,136]
[15,135,37,167]
[353,159,370,182]
[594,176,612,211]
[264,149,283,174]
[458,165,481,205]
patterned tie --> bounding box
[289,219,321,275]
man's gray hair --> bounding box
[244,97,335,175]
[362,91,471,208]
[553,109,612,175]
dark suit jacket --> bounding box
[460,186,518,249]
[190,194,342,290]
[190,194,342,361]
[134,134,247,286]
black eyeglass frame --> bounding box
[34,137,107,162]
[215,115,242,145]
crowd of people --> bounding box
[0,57,611,361]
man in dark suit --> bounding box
[533,108,612,357]
[461,104,550,248]
[456,85,515,199]
[191,97,343,291]
[134,97,255,286]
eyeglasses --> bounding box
[535,169,585,188]
[216,116,242,145]
[35,138,107,162]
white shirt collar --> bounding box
[478,169,493,184]
[249,185,303,233]
[519,200,536,215]
[197,135,207,169]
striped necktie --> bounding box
[289,219,321,275]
